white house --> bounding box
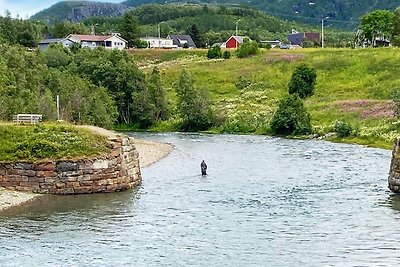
[260,40,282,48]
[140,37,177,49]
[66,34,127,50]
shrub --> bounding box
[207,46,222,59]
[270,94,312,135]
[222,50,231,59]
[235,76,251,90]
[333,120,354,137]
[288,64,317,98]
[391,87,400,117]
[236,39,259,58]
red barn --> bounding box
[223,36,249,49]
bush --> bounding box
[207,46,222,59]
[236,39,259,58]
[333,120,354,137]
[288,64,317,98]
[222,50,231,59]
[391,87,400,117]
[270,94,312,135]
[235,76,251,90]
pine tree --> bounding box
[119,11,141,48]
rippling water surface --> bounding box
[1,133,399,266]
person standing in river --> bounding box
[201,160,207,175]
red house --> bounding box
[222,36,250,49]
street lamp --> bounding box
[321,16,329,49]
[158,22,164,48]
[235,19,241,36]
[235,19,241,49]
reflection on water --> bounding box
[0,133,397,266]
[384,194,400,212]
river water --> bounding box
[1,133,399,266]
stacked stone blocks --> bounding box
[389,138,400,193]
[0,137,141,194]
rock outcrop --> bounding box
[67,2,129,22]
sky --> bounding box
[0,0,121,18]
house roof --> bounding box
[167,35,196,48]
[68,34,112,42]
[67,34,127,43]
[38,38,64,44]
[141,36,172,41]
[227,36,251,44]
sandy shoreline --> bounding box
[0,127,173,212]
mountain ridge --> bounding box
[31,0,400,29]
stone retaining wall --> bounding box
[0,137,141,194]
[388,139,400,193]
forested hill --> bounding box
[122,0,399,29]
[31,1,129,24]
[30,0,400,30]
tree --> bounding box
[392,8,400,46]
[43,45,72,68]
[288,64,317,99]
[360,10,395,46]
[119,11,141,48]
[148,67,169,121]
[175,69,214,131]
[270,94,312,135]
[186,24,203,48]
[52,21,89,38]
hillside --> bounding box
[32,0,399,30]
[81,4,354,47]
[123,0,399,29]
[128,47,400,149]
[31,1,129,24]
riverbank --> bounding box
[0,126,173,211]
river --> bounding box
[0,133,399,266]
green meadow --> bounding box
[136,47,400,149]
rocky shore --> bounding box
[0,127,173,211]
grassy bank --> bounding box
[132,47,400,149]
[0,123,110,162]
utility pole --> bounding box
[236,19,241,49]
[158,22,163,48]
[56,95,60,121]
[321,17,329,49]
[236,19,241,36]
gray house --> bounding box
[288,32,320,46]
[38,38,75,50]
[167,35,196,49]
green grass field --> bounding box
[0,123,110,162]
[133,47,400,149]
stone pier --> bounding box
[0,136,141,194]
[388,138,400,193]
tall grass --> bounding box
[147,47,400,148]
[0,123,110,162]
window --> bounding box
[105,41,112,47]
